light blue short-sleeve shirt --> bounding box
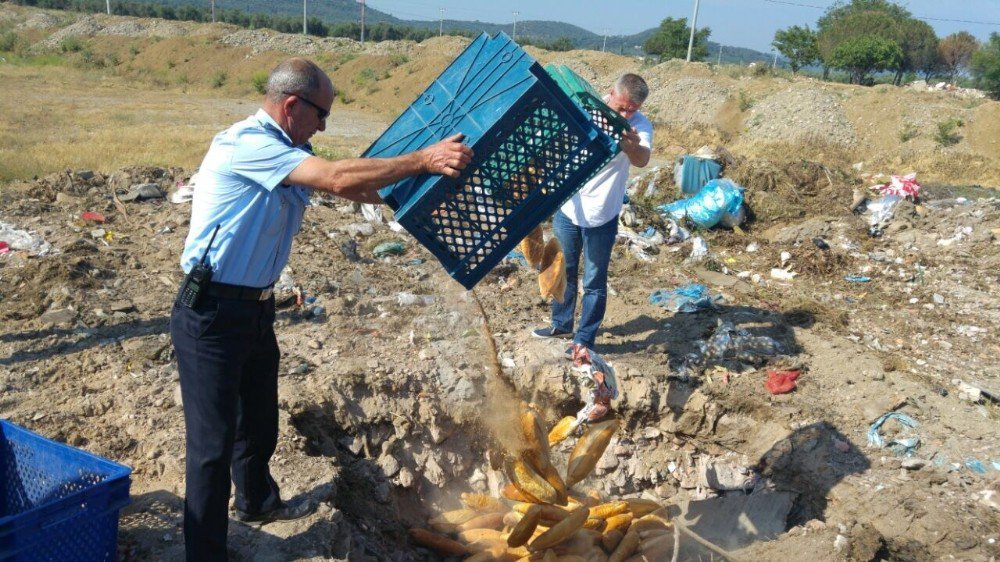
[179,109,312,287]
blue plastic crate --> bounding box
[364,32,616,289]
[0,420,131,562]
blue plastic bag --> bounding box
[649,284,722,313]
[657,178,745,229]
[674,155,722,195]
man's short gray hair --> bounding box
[614,73,649,105]
[265,58,331,103]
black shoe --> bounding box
[234,499,316,523]
[531,326,573,339]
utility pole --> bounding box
[302,0,307,35]
[512,11,518,40]
[105,0,110,15]
[685,0,700,62]
[360,0,366,44]
[602,29,608,52]
[717,45,722,65]
[211,0,216,23]
[439,8,444,37]
[772,51,778,69]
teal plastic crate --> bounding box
[364,32,616,289]
[544,64,631,147]
[0,420,131,561]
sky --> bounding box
[363,0,1000,53]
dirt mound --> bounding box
[745,85,856,147]
[644,77,732,127]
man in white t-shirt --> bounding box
[532,73,653,352]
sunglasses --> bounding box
[283,91,329,121]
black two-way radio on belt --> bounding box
[178,224,220,308]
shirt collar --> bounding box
[253,108,297,147]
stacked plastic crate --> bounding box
[364,32,626,290]
[0,420,131,562]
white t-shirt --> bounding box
[559,110,653,228]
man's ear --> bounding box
[281,95,296,117]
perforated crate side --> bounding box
[365,32,540,213]
[394,87,615,289]
[544,64,630,146]
[0,421,131,561]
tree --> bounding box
[939,31,979,82]
[828,35,903,84]
[772,25,819,73]
[816,0,910,79]
[971,32,1000,99]
[643,17,710,62]
[897,20,938,84]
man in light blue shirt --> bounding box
[170,58,472,561]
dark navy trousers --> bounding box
[170,293,282,561]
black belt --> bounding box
[206,282,274,301]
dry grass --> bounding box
[0,58,383,182]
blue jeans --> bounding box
[550,210,618,349]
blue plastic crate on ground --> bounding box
[363,32,617,289]
[0,420,131,562]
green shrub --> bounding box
[60,36,84,53]
[738,89,753,111]
[250,71,268,95]
[388,53,409,67]
[933,118,962,146]
[898,122,919,143]
[355,67,377,85]
[210,70,227,88]
[0,31,19,52]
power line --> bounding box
[761,0,1000,27]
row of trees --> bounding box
[771,0,998,98]
[8,0,443,42]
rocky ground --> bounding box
[1,159,997,561]
[1,4,999,562]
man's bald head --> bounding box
[265,58,334,103]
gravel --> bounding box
[745,85,856,147]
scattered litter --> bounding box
[649,284,722,313]
[339,239,362,262]
[845,275,871,283]
[396,292,435,306]
[406,258,424,266]
[937,226,973,247]
[867,412,920,457]
[0,222,53,256]
[688,236,709,261]
[344,223,375,238]
[80,211,106,223]
[779,251,791,266]
[964,458,987,475]
[765,369,801,395]
[674,319,787,379]
[387,221,405,233]
[170,173,198,204]
[770,268,796,281]
[745,242,759,252]
[812,237,830,250]
[503,249,528,267]
[657,178,745,229]
[373,241,406,258]
[0,242,8,254]
[118,183,165,202]
[360,203,384,223]
[674,153,722,195]
[875,173,921,199]
[866,194,901,237]
[568,345,619,422]
[663,219,691,245]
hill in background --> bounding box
[142,0,777,63]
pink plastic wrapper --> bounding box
[876,173,921,199]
